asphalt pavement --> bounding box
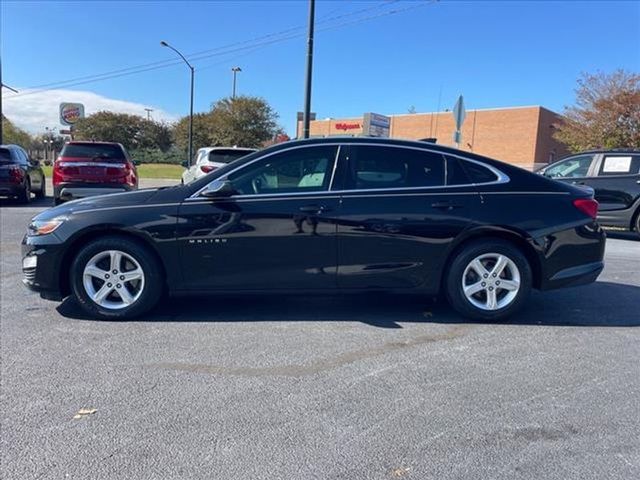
[1,189,639,480]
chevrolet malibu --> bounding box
[22,137,605,321]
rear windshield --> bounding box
[60,143,126,161]
[208,149,254,164]
[0,148,13,164]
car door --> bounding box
[335,144,481,292]
[176,144,341,291]
[587,154,640,211]
[16,148,42,191]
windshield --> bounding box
[208,149,255,164]
[60,143,126,161]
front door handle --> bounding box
[431,201,463,211]
[299,205,331,214]
[572,181,586,185]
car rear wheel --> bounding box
[17,180,31,204]
[445,240,532,321]
[634,210,640,237]
[35,179,46,199]
[70,236,163,320]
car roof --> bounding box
[571,148,640,155]
[66,141,123,146]
[199,146,257,152]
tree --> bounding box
[74,111,172,152]
[2,115,34,148]
[173,96,281,153]
[554,70,640,152]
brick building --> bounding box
[296,106,568,170]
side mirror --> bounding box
[200,180,235,198]
[181,160,189,168]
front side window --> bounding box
[544,155,593,178]
[345,145,445,190]
[228,145,337,195]
[598,155,640,176]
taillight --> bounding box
[52,161,63,186]
[573,198,598,219]
[200,165,216,174]
[8,166,24,183]
[124,162,137,187]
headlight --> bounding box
[28,218,65,236]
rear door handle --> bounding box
[299,205,331,214]
[572,181,586,185]
[431,201,463,211]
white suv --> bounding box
[181,146,257,184]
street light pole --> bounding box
[302,0,315,139]
[231,66,242,99]
[161,40,195,166]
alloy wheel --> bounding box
[82,250,145,310]
[462,253,521,311]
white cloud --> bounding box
[2,89,178,134]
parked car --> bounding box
[53,141,138,205]
[22,137,605,321]
[537,149,640,235]
[181,146,257,184]
[0,144,46,203]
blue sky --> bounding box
[2,0,639,135]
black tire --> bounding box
[445,239,532,321]
[634,210,640,238]
[17,180,31,204]
[70,236,164,320]
[35,178,46,199]
[53,197,63,206]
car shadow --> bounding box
[0,195,53,209]
[56,281,640,328]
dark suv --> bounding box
[538,149,640,235]
[0,144,46,203]
[53,142,138,205]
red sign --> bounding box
[335,122,360,131]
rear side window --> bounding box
[345,145,445,190]
[60,143,126,161]
[457,158,499,184]
[208,149,254,164]
[599,155,640,176]
[0,148,14,164]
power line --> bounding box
[5,1,401,97]
[4,0,433,101]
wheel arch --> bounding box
[58,226,168,297]
[440,227,543,292]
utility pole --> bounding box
[144,108,153,120]
[302,0,315,139]
[231,66,241,99]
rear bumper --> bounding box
[0,182,24,197]
[54,183,134,201]
[537,222,606,291]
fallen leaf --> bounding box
[391,467,411,477]
[73,408,97,419]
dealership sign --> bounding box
[59,103,85,126]
[363,112,390,137]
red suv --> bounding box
[53,142,138,205]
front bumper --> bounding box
[22,234,67,301]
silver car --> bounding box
[181,146,257,184]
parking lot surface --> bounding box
[1,191,639,479]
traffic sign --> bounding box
[453,95,466,131]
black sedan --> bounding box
[1,144,46,203]
[22,137,605,321]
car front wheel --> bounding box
[70,236,163,320]
[445,240,532,321]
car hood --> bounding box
[33,187,177,222]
